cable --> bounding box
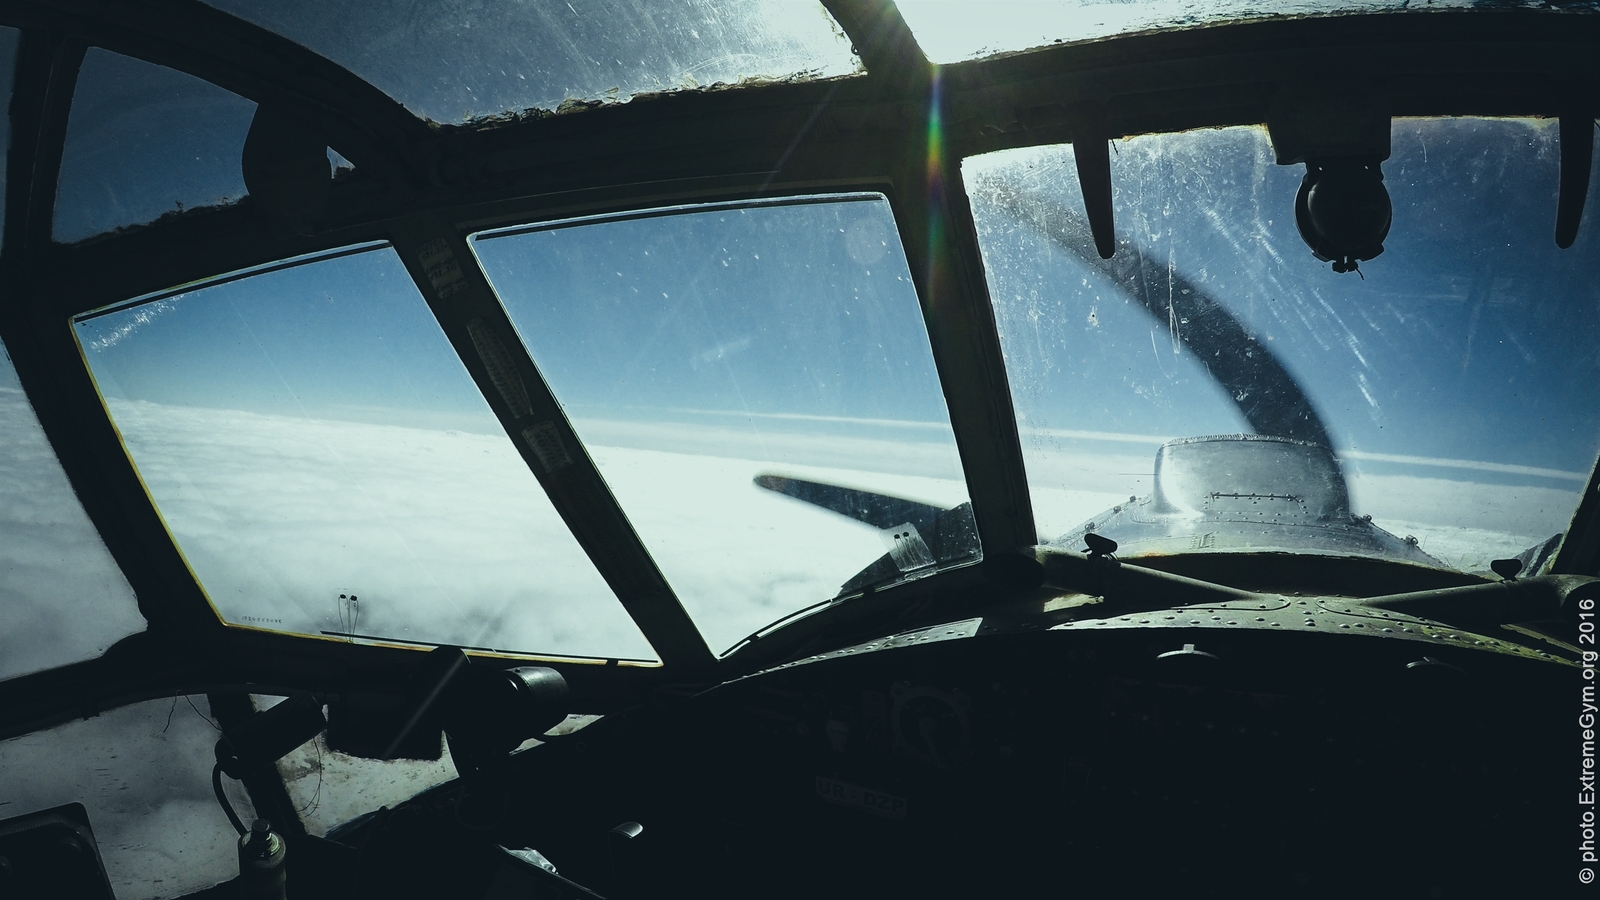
[213,762,247,835]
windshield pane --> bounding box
[472,196,975,653]
[73,245,655,661]
[0,696,251,899]
[201,0,859,125]
[1,337,146,681]
[898,1,1600,64]
[964,118,1600,575]
[55,48,256,243]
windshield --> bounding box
[964,117,1600,575]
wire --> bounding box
[213,762,247,835]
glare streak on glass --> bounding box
[200,0,859,124]
[0,338,146,682]
[897,1,1600,64]
[472,196,974,653]
[0,696,252,900]
[55,49,256,243]
[963,119,1600,574]
[74,245,656,661]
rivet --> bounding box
[1164,616,1176,620]
[1189,620,1201,625]
[1353,623,1364,628]
[1339,624,1350,629]
[1382,628,1393,633]
[1255,617,1265,622]
[1270,622,1281,627]
[1227,621,1237,626]
[1211,615,1222,621]
[1139,619,1150,624]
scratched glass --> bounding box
[964,118,1600,574]
[201,0,859,124]
[898,1,1600,64]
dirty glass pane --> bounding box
[472,196,975,653]
[0,338,145,682]
[963,118,1600,574]
[0,696,253,900]
[0,27,18,252]
[201,0,858,125]
[73,245,656,661]
[55,49,256,243]
[898,1,1600,63]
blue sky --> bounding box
[472,195,954,435]
[77,247,501,434]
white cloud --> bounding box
[0,377,146,682]
[108,401,975,657]
[109,400,654,659]
[106,395,1580,664]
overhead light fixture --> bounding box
[1268,86,1392,275]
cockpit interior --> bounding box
[0,2,1596,898]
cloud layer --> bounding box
[110,401,973,656]
[0,372,146,681]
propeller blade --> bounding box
[753,474,944,531]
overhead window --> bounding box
[963,118,1600,574]
[0,337,146,681]
[471,195,976,653]
[54,49,256,243]
[0,696,252,899]
[201,0,860,125]
[74,244,656,661]
[897,1,1598,64]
